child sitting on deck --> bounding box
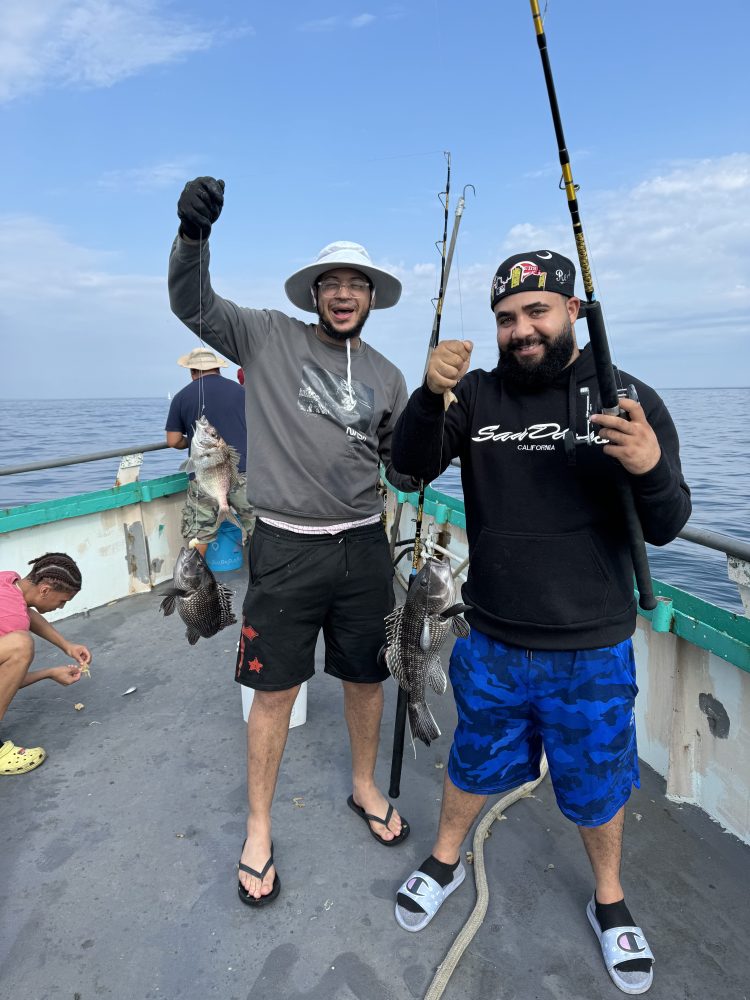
[0,552,92,775]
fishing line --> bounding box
[456,250,465,340]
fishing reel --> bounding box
[570,383,640,447]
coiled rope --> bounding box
[423,753,550,1000]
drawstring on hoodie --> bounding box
[345,337,355,409]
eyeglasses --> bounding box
[316,278,372,296]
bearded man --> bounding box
[389,249,691,996]
[168,177,417,908]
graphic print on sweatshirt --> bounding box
[471,421,607,450]
[297,364,375,435]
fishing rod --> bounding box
[423,182,476,381]
[389,156,475,799]
[528,0,656,611]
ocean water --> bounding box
[1,390,748,613]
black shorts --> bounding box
[235,519,395,691]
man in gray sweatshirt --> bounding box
[169,176,416,908]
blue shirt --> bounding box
[165,373,247,472]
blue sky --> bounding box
[1,0,748,400]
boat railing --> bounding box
[1,443,749,614]
[0,442,169,479]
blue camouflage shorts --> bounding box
[447,629,640,827]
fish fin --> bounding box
[217,506,244,534]
[427,658,448,695]
[179,458,195,474]
[384,647,412,692]
[440,602,472,620]
[217,585,237,628]
[159,591,180,616]
[186,626,202,645]
[451,616,471,639]
[408,702,441,747]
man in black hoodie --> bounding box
[390,250,691,995]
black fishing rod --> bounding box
[389,152,452,800]
[529,0,656,611]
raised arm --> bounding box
[168,177,270,365]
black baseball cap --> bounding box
[490,250,577,310]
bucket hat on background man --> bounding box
[177,347,229,370]
[284,241,402,313]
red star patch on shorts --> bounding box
[248,658,263,673]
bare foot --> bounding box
[351,783,403,841]
[238,818,276,899]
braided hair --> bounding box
[26,552,82,593]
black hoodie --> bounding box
[391,344,691,650]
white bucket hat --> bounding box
[284,241,402,313]
[177,347,228,370]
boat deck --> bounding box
[2,566,748,1000]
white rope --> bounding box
[423,754,550,1000]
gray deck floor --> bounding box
[2,566,748,1000]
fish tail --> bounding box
[408,702,441,747]
[217,505,245,535]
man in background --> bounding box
[165,347,255,555]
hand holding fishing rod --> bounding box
[590,396,662,476]
[425,340,474,396]
[528,0,657,610]
[178,176,225,240]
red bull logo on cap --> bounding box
[510,261,547,290]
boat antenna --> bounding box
[528,0,656,611]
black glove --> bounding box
[177,176,225,240]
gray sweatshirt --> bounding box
[168,236,416,525]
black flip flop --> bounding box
[347,795,410,846]
[237,840,280,906]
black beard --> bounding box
[317,309,370,342]
[499,323,575,388]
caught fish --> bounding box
[159,546,236,644]
[183,415,244,532]
[384,557,470,746]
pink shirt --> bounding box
[0,571,31,636]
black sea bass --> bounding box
[159,545,236,644]
[384,557,470,746]
[184,415,243,531]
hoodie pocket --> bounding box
[467,528,616,628]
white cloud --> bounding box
[0,0,248,103]
[98,160,199,191]
[299,14,376,32]
[1,155,748,398]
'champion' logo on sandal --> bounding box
[617,931,646,954]
[407,876,428,895]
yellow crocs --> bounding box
[0,740,47,775]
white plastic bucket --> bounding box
[241,681,308,729]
